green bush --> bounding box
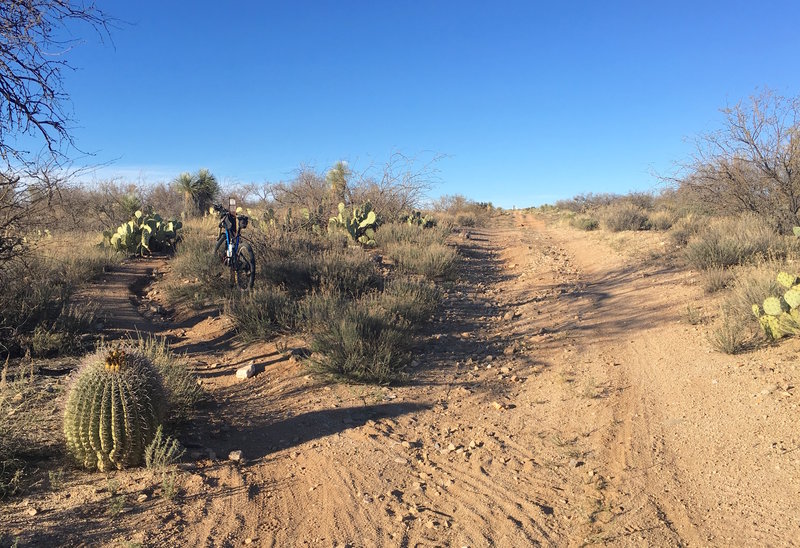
[376,277,440,325]
[313,248,381,296]
[297,289,345,330]
[684,215,783,270]
[224,287,298,340]
[308,300,412,384]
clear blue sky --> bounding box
[59,1,800,207]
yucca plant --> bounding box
[173,168,220,217]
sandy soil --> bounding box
[3,211,800,547]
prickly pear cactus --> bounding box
[63,347,166,471]
[104,211,182,256]
[754,271,800,340]
[328,202,378,246]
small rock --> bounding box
[761,384,779,395]
[500,367,510,374]
[229,450,244,462]
[394,457,408,464]
[491,401,504,410]
[137,493,148,503]
[26,507,38,517]
[503,311,514,321]
[401,441,412,449]
[245,538,253,545]
[236,364,256,380]
[503,346,516,356]
[447,443,456,452]
[486,355,494,362]
[569,459,584,468]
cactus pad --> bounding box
[762,296,787,316]
[784,288,800,309]
[777,271,799,289]
[64,348,166,471]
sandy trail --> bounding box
[5,212,800,546]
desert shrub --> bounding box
[375,277,440,325]
[168,225,227,300]
[313,248,381,296]
[307,300,412,384]
[0,364,52,498]
[709,307,758,354]
[723,265,782,325]
[568,215,599,231]
[455,213,477,227]
[224,287,298,340]
[647,210,676,231]
[386,242,459,280]
[0,238,115,357]
[669,214,705,247]
[684,215,783,270]
[555,192,620,212]
[601,202,651,232]
[701,267,734,293]
[145,425,185,470]
[374,222,450,247]
[128,335,203,422]
[297,289,345,330]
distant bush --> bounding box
[568,215,599,231]
[647,210,676,231]
[668,214,704,247]
[375,222,450,248]
[684,215,783,270]
[168,223,227,301]
[455,213,477,227]
[601,202,651,232]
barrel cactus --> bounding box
[64,347,167,471]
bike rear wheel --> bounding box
[235,243,256,290]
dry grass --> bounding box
[600,202,650,232]
[684,215,785,270]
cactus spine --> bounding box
[64,347,166,471]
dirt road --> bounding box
[6,212,800,546]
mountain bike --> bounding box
[212,198,255,290]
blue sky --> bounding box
[58,1,800,207]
